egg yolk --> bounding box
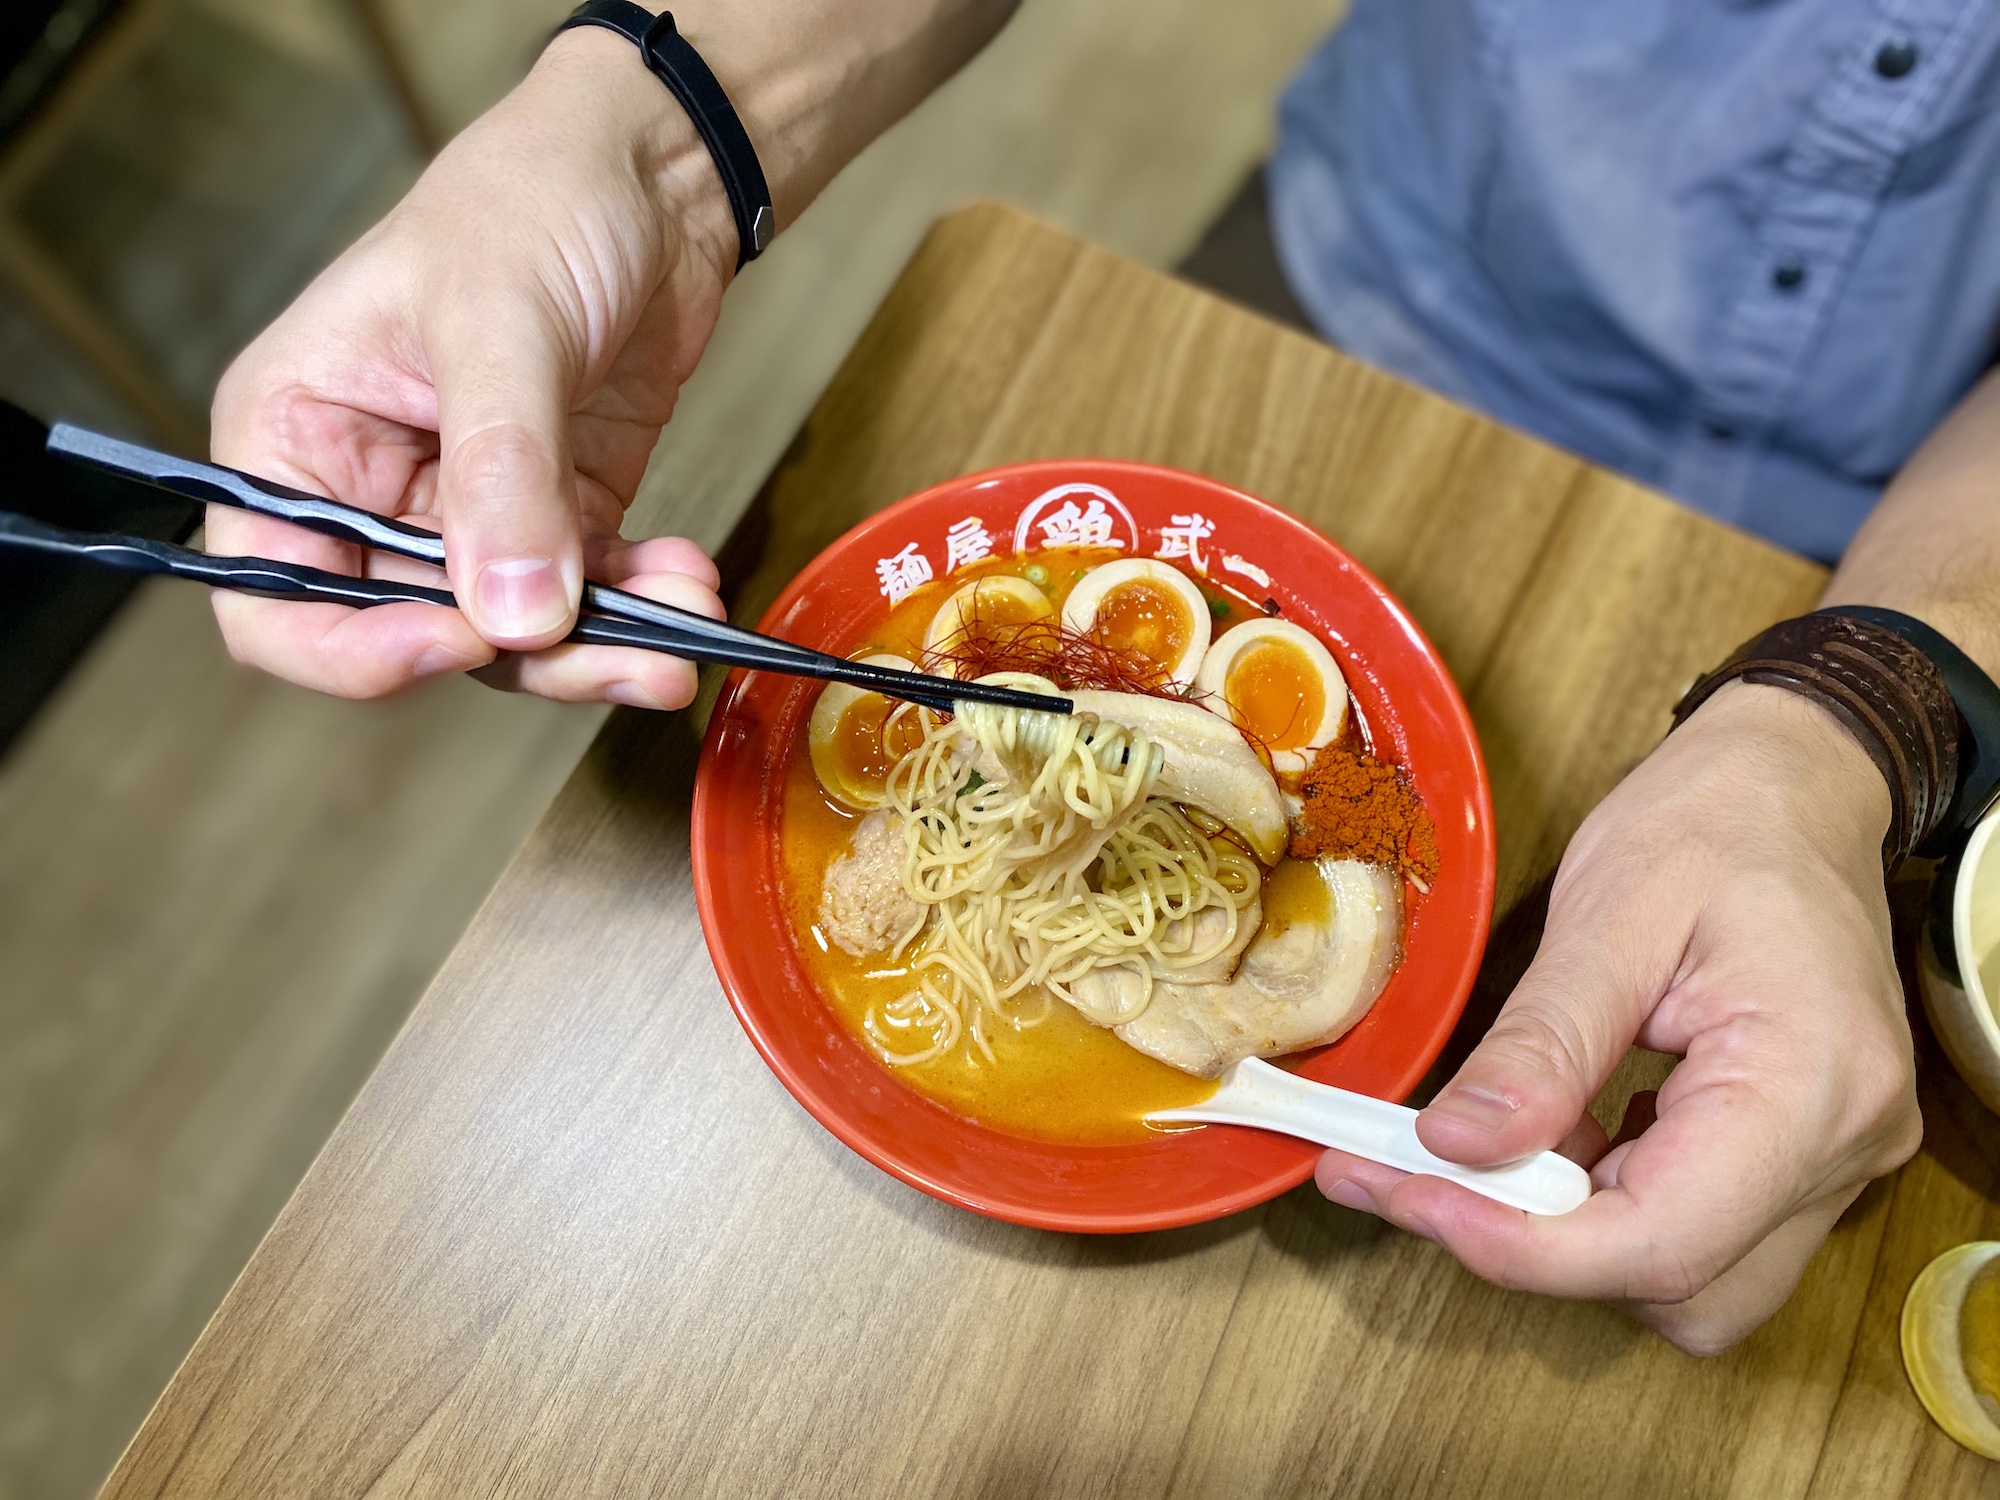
[1224,640,1326,753]
[1091,581,1192,668]
[964,587,1048,633]
[831,696,925,802]
[1963,1256,2000,1422]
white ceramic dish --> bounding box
[1918,808,2000,1114]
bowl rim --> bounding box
[1950,812,2000,1058]
[691,458,1497,1232]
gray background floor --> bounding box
[0,2,1347,1496]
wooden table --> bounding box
[101,206,2000,1499]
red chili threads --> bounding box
[924,616,1175,696]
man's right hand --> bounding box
[205,1,1022,705]
[206,24,741,708]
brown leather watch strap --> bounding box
[1671,610,1960,872]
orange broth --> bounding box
[1257,853,1333,938]
[778,546,1275,1144]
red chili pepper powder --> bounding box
[1289,745,1440,889]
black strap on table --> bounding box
[557,1,774,269]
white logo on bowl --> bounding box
[1153,512,1216,574]
[874,542,934,604]
[876,486,1263,602]
[943,516,995,573]
[1011,484,1140,554]
[1220,553,1270,588]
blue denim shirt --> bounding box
[1269,0,2000,562]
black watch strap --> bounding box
[557,2,774,269]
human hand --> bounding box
[1316,681,1924,1354]
[206,26,735,707]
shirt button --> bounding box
[1875,38,1919,78]
[1773,256,1807,291]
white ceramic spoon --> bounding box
[1145,1057,1592,1216]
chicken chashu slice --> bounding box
[1068,690,1288,864]
[1076,857,1401,1078]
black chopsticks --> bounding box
[19,423,1072,719]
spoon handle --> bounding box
[1146,1057,1591,1216]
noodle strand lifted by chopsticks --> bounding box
[863,678,1260,1066]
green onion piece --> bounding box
[1208,596,1230,620]
[1024,564,1050,587]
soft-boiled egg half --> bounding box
[809,655,930,809]
[922,575,1054,674]
[1060,559,1212,688]
[1194,618,1348,774]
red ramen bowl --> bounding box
[692,461,1494,1232]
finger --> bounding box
[1609,1089,1658,1151]
[595,533,721,592]
[203,494,480,697]
[204,501,357,572]
[1324,1092,1861,1356]
[487,567,724,707]
[205,501,451,592]
[428,292,585,650]
[1622,1187,1862,1357]
[1314,1107,1609,1220]
[1583,1090,1658,1188]
[1315,1148,1413,1217]
[1417,890,1672,1166]
[480,645,701,710]
[213,595,493,698]
[1376,1058,1809,1305]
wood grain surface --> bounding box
[100,205,2000,1499]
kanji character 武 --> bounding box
[1154,512,1216,571]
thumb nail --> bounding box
[1427,1084,1519,1137]
[473,557,571,640]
